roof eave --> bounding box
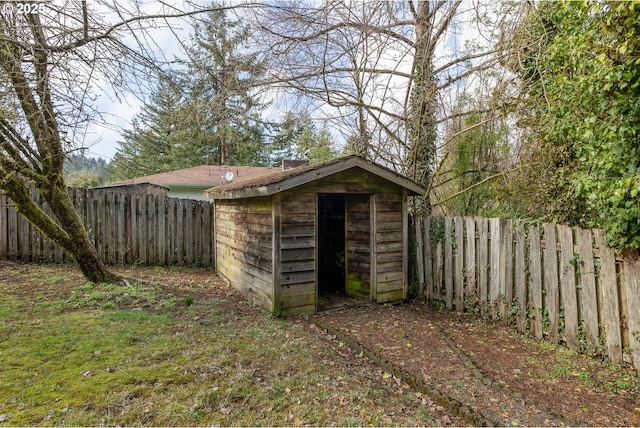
[209,186,271,200]
[208,156,427,199]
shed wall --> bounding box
[215,166,410,316]
[346,195,371,298]
[374,192,406,303]
[215,197,274,310]
[279,191,317,315]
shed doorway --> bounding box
[317,193,371,311]
[318,194,346,295]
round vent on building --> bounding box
[224,171,234,182]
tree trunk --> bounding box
[2,174,120,284]
[42,182,121,284]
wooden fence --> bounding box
[413,216,640,372]
[0,187,215,266]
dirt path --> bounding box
[313,302,640,427]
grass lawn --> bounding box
[0,262,446,426]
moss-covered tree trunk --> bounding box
[2,171,119,284]
[0,11,119,284]
[406,1,458,215]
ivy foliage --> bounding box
[512,1,640,249]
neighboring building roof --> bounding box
[111,165,275,188]
[206,155,427,200]
[97,182,170,191]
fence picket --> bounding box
[415,218,425,297]
[0,194,7,258]
[489,218,501,319]
[465,217,476,298]
[543,223,560,343]
[157,196,166,265]
[622,252,640,372]
[528,225,543,339]
[576,228,598,347]
[595,230,623,364]
[502,219,513,325]
[423,217,433,301]
[8,198,18,260]
[559,225,579,351]
[435,240,443,299]
[0,187,214,267]
[444,217,453,308]
[454,217,464,311]
[478,218,489,311]
[514,222,527,332]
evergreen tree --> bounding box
[269,113,338,166]
[182,6,267,166]
[64,153,109,187]
[109,73,195,180]
[110,5,268,179]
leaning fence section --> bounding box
[413,215,640,372]
[0,187,215,267]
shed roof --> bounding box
[112,165,274,188]
[205,155,426,200]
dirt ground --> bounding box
[314,303,640,426]
[1,262,638,426]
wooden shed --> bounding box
[206,155,426,316]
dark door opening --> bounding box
[318,194,346,295]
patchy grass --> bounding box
[0,262,449,426]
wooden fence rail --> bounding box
[413,215,640,372]
[0,187,215,266]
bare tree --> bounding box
[0,1,239,282]
[249,0,518,211]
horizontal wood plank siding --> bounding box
[375,193,404,304]
[278,192,317,314]
[215,198,274,311]
[346,195,371,298]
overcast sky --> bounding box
[79,1,482,163]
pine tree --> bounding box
[109,73,195,180]
[181,6,267,166]
[110,6,269,179]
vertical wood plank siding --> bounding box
[0,186,214,266]
[414,215,640,372]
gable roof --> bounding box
[205,155,426,199]
[112,165,274,188]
